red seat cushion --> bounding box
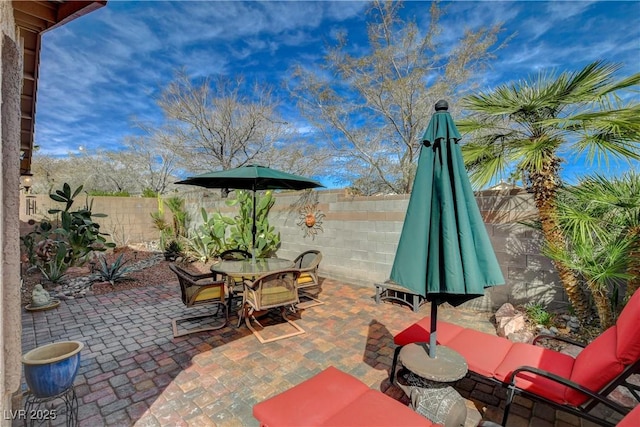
[253,366,369,426]
[567,327,624,406]
[616,290,640,364]
[446,329,513,378]
[322,390,436,426]
[618,404,640,427]
[394,317,464,347]
[493,343,575,404]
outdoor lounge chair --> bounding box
[253,366,435,426]
[169,264,227,338]
[391,290,640,426]
[239,269,305,343]
[292,249,323,307]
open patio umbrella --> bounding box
[389,100,505,358]
[176,164,324,253]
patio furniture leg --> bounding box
[244,307,305,344]
[389,345,403,385]
[502,383,516,426]
[172,311,227,338]
[297,290,324,309]
[237,304,249,328]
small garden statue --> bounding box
[30,284,52,307]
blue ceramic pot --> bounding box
[22,341,83,398]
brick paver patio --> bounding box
[18,278,617,426]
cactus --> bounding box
[226,190,280,257]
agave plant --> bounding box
[38,241,69,284]
[94,254,135,286]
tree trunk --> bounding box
[625,226,640,301]
[531,164,591,322]
[590,283,614,329]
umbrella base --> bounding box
[396,368,468,427]
[394,344,470,427]
[399,343,468,382]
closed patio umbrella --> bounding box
[176,165,323,254]
[389,100,505,358]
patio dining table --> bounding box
[210,258,295,308]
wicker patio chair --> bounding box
[216,248,254,301]
[293,250,323,308]
[239,269,305,344]
[169,264,227,338]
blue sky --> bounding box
[35,1,639,185]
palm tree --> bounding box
[458,61,640,321]
[557,173,640,301]
[547,174,639,329]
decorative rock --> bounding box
[498,314,526,337]
[507,331,534,343]
[30,284,52,307]
[495,304,526,337]
[566,316,581,333]
[494,303,517,320]
[539,327,554,336]
[549,326,559,335]
[46,253,164,300]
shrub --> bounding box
[525,303,554,327]
[94,254,134,286]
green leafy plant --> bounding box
[184,208,235,262]
[47,183,115,265]
[525,303,554,328]
[94,254,135,286]
[163,240,183,261]
[164,196,189,240]
[20,183,115,277]
[141,188,157,198]
[226,190,280,257]
[38,241,69,284]
[151,195,190,253]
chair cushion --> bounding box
[322,389,434,426]
[254,285,296,307]
[297,273,315,285]
[394,317,465,347]
[493,343,574,404]
[616,290,640,364]
[193,287,222,302]
[253,366,370,426]
[618,403,640,427]
[446,329,513,378]
[567,327,624,406]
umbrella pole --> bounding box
[429,298,438,358]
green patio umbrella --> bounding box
[389,100,504,358]
[176,165,323,253]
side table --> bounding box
[393,343,468,427]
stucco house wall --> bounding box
[1,3,25,421]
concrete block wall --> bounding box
[182,188,564,311]
[19,194,164,245]
[20,188,565,311]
